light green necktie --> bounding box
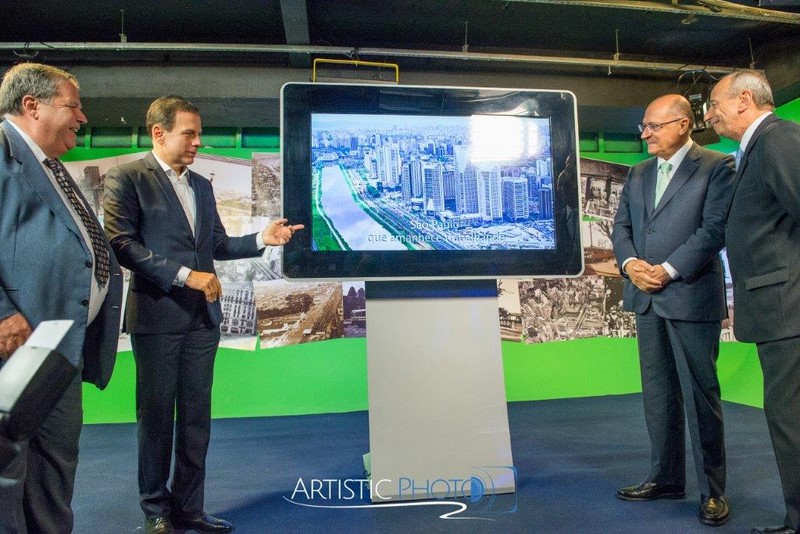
[654,161,673,206]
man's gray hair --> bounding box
[725,70,774,108]
[0,62,79,117]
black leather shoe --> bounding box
[173,512,233,533]
[616,481,686,501]
[699,495,729,526]
[751,526,795,534]
[145,516,174,534]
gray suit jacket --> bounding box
[612,143,734,321]
[103,152,261,334]
[0,121,122,388]
[725,114,800,343]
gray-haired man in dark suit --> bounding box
[706,69,800,534]
[612,93,734,526]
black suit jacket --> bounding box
[725,113,800,343]
[103,152,261,334]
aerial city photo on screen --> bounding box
[310,113,557,252]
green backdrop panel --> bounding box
[82,337,763,424]
[82,338,369,424]
[502,338,642,401]
[715,341,763,407]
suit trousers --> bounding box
[0,373,82,534]
[131,324,220,518]
[756,335,800,530]
[635,309,725,497]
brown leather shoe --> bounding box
[699,495,730,526]
[616,481,686,501]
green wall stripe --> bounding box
[82,337,762,424]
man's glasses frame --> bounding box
[638,117,685,134]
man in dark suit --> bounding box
[612,94,734,526]
[103,95,302,534]
[0,63,123,533]
[705,70,800,534]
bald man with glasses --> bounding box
[612,94,735,526]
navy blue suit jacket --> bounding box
[0,121,122,388]
[103,152,261,334]
[612,143,734,322]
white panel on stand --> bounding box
[366,286,515,502]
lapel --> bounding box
[1,121,88,251]
[731,113,780,196]
[144,152,197,242]
[650,143,700,221]
[642,158,657,220]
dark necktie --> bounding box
[44,158,110,286]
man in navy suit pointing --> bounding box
[104,95,302,534]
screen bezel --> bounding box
[281,82,583,280]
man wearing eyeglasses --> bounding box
[706,70,800,534]
[612,94,735,526]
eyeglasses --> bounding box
[637,117,684,134]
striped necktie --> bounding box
[44,158,110,285]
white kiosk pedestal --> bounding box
[365,280,515,502]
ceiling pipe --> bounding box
[504,0,800,24]
[0,41,740,75]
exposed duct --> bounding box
[506,0,800,24]
[0,42,741,75]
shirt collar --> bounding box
[657,138,693,171]
[5,118,49,163]
[152,151,189,182]
[739,111,773,154]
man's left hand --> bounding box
[648,264,673,287]
[262,218,305,246]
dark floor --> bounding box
[73,395,785,533]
